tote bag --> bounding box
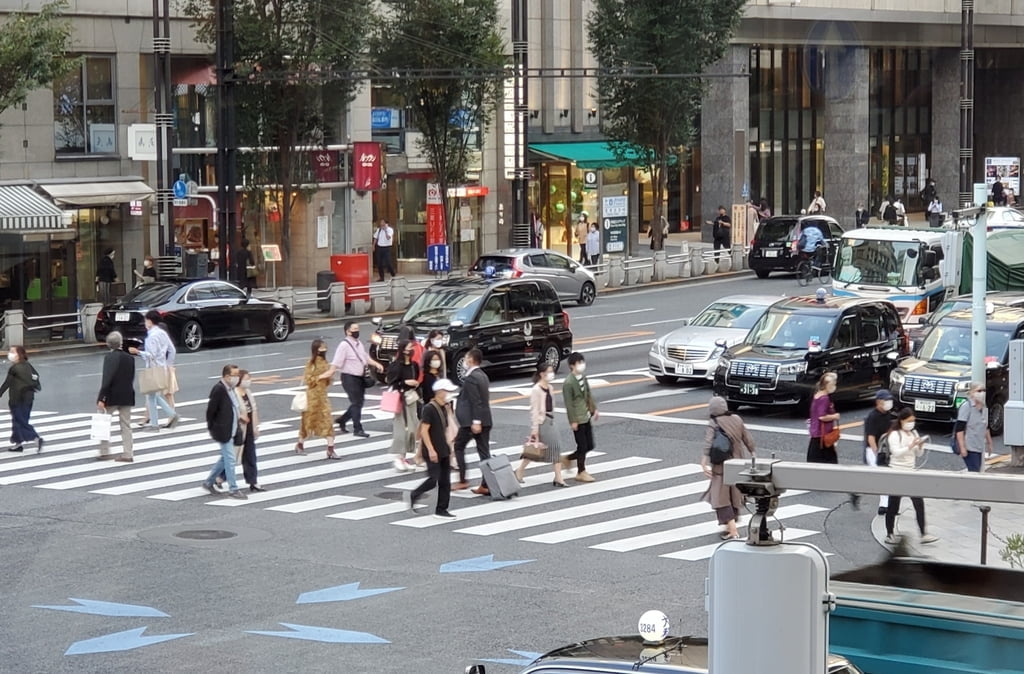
[380,389,402,414]
[138,367,168,394]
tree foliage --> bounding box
[181,0,373,284]
[588,0,745,250]
[373,0,505,263]
[0,1,75,118]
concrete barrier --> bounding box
[2,310,24,349]
[276,286,296,312]
[717,255,732,273]
[370,294,391,314]
[389,277,411,312]
[349,299,370,315]
[690,249,705,276]
[653,251,667,281]
[607,256,625,287]
[328,282,347,318]
[81,303,103,344]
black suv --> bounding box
[713,295,908,411]
[889,306,1024,435]
[748,215,844,278]
[370,277,573,382]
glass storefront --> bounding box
[0,233,77,317]
[67,206,129,303]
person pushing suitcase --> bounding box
[452,348,493,494]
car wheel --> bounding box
[755,270,770,279]
[541,342,562,372]
[989,398,1005,436]
[452,351,470,385]
[578,281,596,306]
[181,320,204,352]
[655,375,679,385]
[266,310,291,342]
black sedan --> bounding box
[94,280,294,352]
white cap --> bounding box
[433,378,459,393]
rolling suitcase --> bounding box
[479,454,519,500]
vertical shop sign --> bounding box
[426,182,446,246]
[602,196,628,254]
[310,150,339,183]
[353,142,383,191]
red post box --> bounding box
[330,254,370,302]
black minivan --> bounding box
[749,215,844,278]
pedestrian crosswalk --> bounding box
[0,407,828,562]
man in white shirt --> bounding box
[373,219,396,281]
[807,191,827,214]
[927,195,943,228]
[894,197,906,225]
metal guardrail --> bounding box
[25,311,81,332]
[622,256,655,271]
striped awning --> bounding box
[0,185,65,231]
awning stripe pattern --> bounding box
[0,185,64,230]
[38,180,155,207]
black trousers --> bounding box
[885,495,926,535]
[411,452,451,513]
[453,425,491,482]
[566,421,595,472]
[338,374,366,432]
[218,422,258,486]
[374,247,395,279]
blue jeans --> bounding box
[8,402,37,444]
[205,440,238,491]
[146,392,175,427]
[963,451,983,473]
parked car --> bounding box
[906,290,1024,352]
[94,279,294,352]
[890,305,1024,435]
[713,295,908,411]
[648,294,780,384]
[370,277,572,383]
[748,215,844,279]
[468,248,598,306]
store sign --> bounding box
[128,123,157,161]
[985,156,1021,197]
[129,201,143,216]
[426,182,446,246]
[602,196,628,254]
[583,170,598,190]
[502,65,525,181]
[353,142,383,191]
[310,150,340,183]
[371,108,400,129]
[427,244,450,272]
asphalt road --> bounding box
[0,272,978,673]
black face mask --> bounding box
[349,331,360,339]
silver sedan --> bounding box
[648,295,781,384]
[468,248,599,305]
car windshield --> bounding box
[918,324,1013,364]
[746,309,837,349]
[834,238,923,287]
[402,287,486,324]
[119,283,178,306]
[930,300,971,326]
[690,301,769,330]
[756,219,798,243]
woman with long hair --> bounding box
[882,408,938,545]
[807,372,840,463]
[386,338,421,472]
[514,363,568,487]
[297,339,338,459]
[0,345,42,453]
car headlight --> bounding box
[370,333,382,345]
[955,380,972,391]
[650,337,667,356]
[778,361,808,375]
[710,345,725,359]
[890,370,905,385]
[717,355,731,371]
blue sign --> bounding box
[246,623,389,644]
[172,180,188,199]
[34,598,169,618]
[449,108,474,130]
[65,627,192,655]
[371,108,395,129]
[439,554,534,573]
[296,582,403,605]
[427,244,450,272]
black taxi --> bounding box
[713,294,908,411]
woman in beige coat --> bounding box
[701,395,755,539]
[514,364,568,487]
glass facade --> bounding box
[53,55,117,156]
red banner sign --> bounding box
[310,150,339,183]
[353,141,383,191]
[426,182,446,246]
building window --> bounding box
[53,56,117,155]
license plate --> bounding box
[740,383,759,396]
[764,249,779,258]
[674,363,694,375]
[914,399,936,413]
[115,312,131,323]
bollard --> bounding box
[607,256,625,288]
[81,303,103,344]
[718,254,732,273]
[277,286,296,313]
[680,242,691,278]
[703,253,718,275]
[349,299,370,316]
[653,251,667,282]
[978,505,991,565]
[370,293,391,314]
[689,249,705,277]
[389,277,411,312]
[3,309,24,349]
[328,282,347,318]
[733,247,746,271]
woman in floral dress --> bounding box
[297,338,339,459]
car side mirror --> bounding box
[887,351,899,361]
[714,337,728,348]
[450,320,464,328]
[371,316,382,326]
[678,317,690,326]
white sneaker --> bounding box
[920,533,939,544]
[393,457,411,472]
[884,534,900,545]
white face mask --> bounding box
[240,380,252,389]
[574,363,586,375]
[431,338,444,348]
[7,352,16,362]
[973,391,986,405]
[545,372,556,382]
[227,376,239,387]
[881,400,893,412]
[430,359,441,370]
[902,421,915,432]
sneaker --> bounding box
[434,510,456,520]
[35,437,44,454]
[164,415,180,429]
[884,534,900,545]
[353,430,370,438]
[201,482,218,495]
[574,471,596,483]
[393,457,411,473]
[96,454,117,461]
[920,533,939,544]
[227,490,248,500]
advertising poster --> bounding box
[985,156,1021,196]
[426,182,446,247]
[601,196,628,254]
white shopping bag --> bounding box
[89,412,111,442]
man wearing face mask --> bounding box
[201,364,247,499]
[863,389,896,515]
[955,383,992,472]
[562,352,599,482]
[332,321,383,438]
[452,348,492,493]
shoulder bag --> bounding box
[290,390,308,412]
[344,340,378,388]
[138,366,168,394]
[709,421,734,466]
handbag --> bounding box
[522,438,547,461]
[138,367,168,394]
[823,424,841,448]
[380,389,402,414]
[246,264,259,279]
[708,422,733,465]
[362,365,377,388]
[233,424,245,447]
[290,390,308,412]
[89,412,111,442]
[404,389,421,406]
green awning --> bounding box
[529,141,649,169]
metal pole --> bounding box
[151,0,173,255]
[958,0,975,208]
[510,0,531,248]
[978,505,990,564]
[215,0,238,282]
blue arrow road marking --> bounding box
[479,649,543,666]
[33,598,169,617]
[246,623,389,644]
[438,554,535,573]
[65,627,192,655]
[296,582,404,605]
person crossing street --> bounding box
[452,349,492,493]
[562,352,599,482]
[201,364,247,499]
[408,378,459,519]
[95,332,135,462]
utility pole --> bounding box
[510,0,530,247]
[152,0,174,255]
[215,0,238,281]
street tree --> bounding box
[0,1,75,119]
[588,0,745,250]
[181,0,373,284]
[373,0,505,265]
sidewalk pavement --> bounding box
[868,457,1024,568]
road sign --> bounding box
[427,244,450,272]
[172,180,188,199]
[583,170,598,190]
[172,198,189,207]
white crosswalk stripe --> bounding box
[0,403,829,562]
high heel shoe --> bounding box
[294,443,305,454]
[514,468,526,484]
[552,481,568,488]
[325,447,340,460]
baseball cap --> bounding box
[875,389,893,400]
[433,378,459,393]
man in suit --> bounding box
[562,352,599,482]
[96,331,136,462]
[452,348,492,494]
[201,364,247,499]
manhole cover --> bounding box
[174,529,237,540]
[374,491,403,502]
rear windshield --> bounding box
[756,219,799,243]
[469,256,515,275]
[121,283,178,306]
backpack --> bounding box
[875,432,891,467]
[883,204,897,221]
[709,420,733,465]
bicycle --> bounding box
[796,243,833,287]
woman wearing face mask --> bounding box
[297,339,338,459]
[215,369,265,492]
[422,330,447,379]
[386,339,420,472]
[420,346,445,404]
[701,395,756,539]
[561,352,598,482]
[133,256,157,285]
[514,364,568,487]
[807,372,840,463]
[0,346,43,453]
[586,223,601,266]
[882,408,938,545]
